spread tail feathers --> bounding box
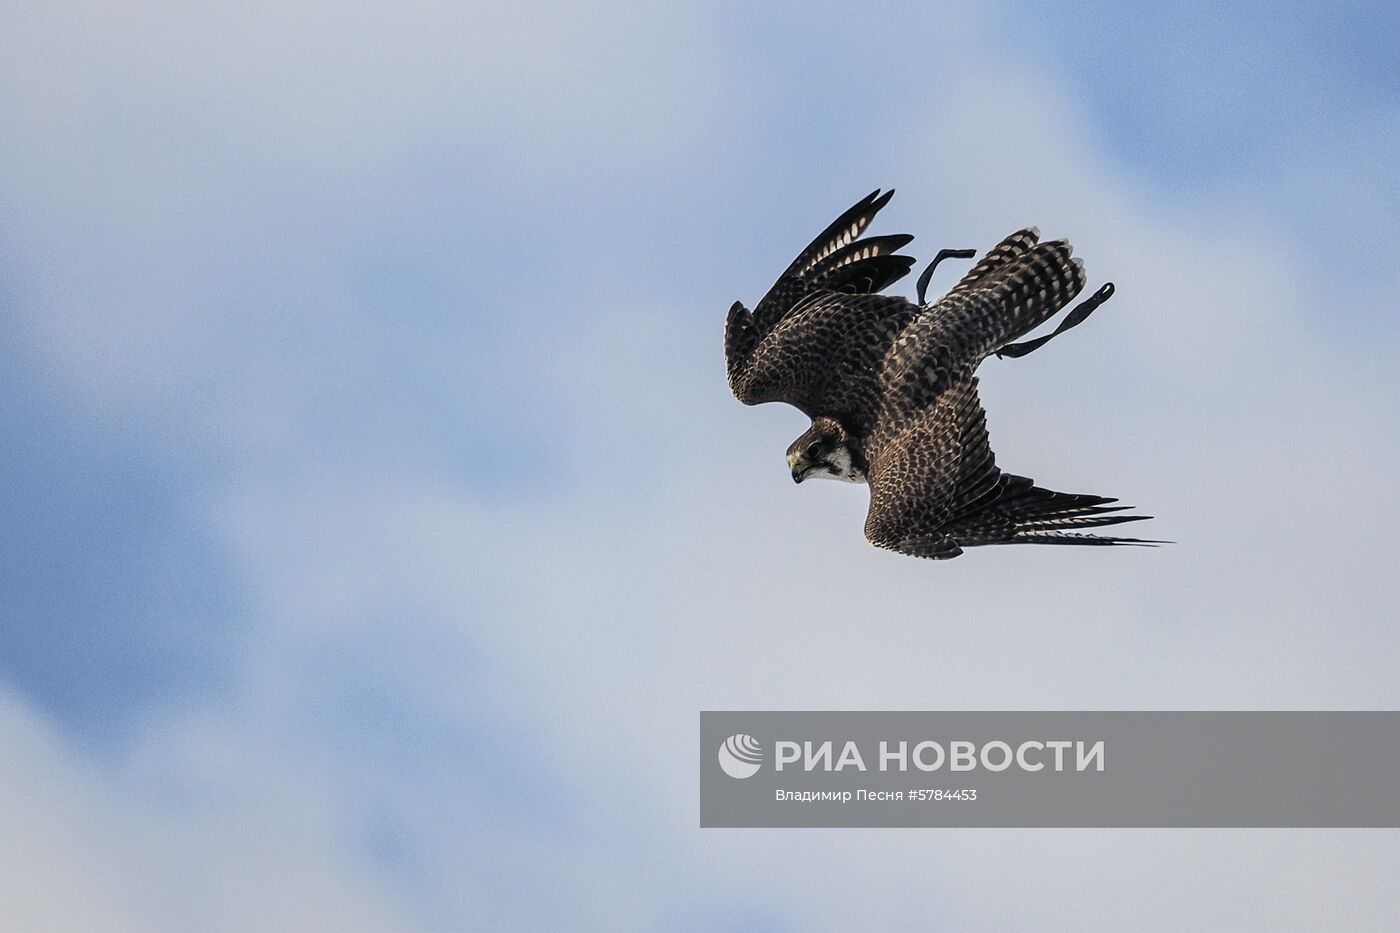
[979,239,1087,349]
[948,227,1041,296]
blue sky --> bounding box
[2,1,1399,929]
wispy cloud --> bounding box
[2,0,1398,929]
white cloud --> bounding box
[0,689,419,933]
[3,0,1399,929]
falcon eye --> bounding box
[805,442,823,460]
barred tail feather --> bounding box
[948,227,1041,296]
[981,240,1087,350]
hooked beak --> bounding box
[791,467,805,484]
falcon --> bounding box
[725,189,1157,559]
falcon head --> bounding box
[787,417,866,484]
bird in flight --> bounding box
[724,189,1157,559]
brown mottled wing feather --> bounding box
[864,379,1156,559]
[730,291,919,430]
[870,238,1089,432]
[726,190,918,417]
[864,379,998,558]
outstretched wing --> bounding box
[753,188,916,334]
[725,190,916,403]
[869,233,1108,437]
[863,378,1156,559]
[728,291,919,429]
